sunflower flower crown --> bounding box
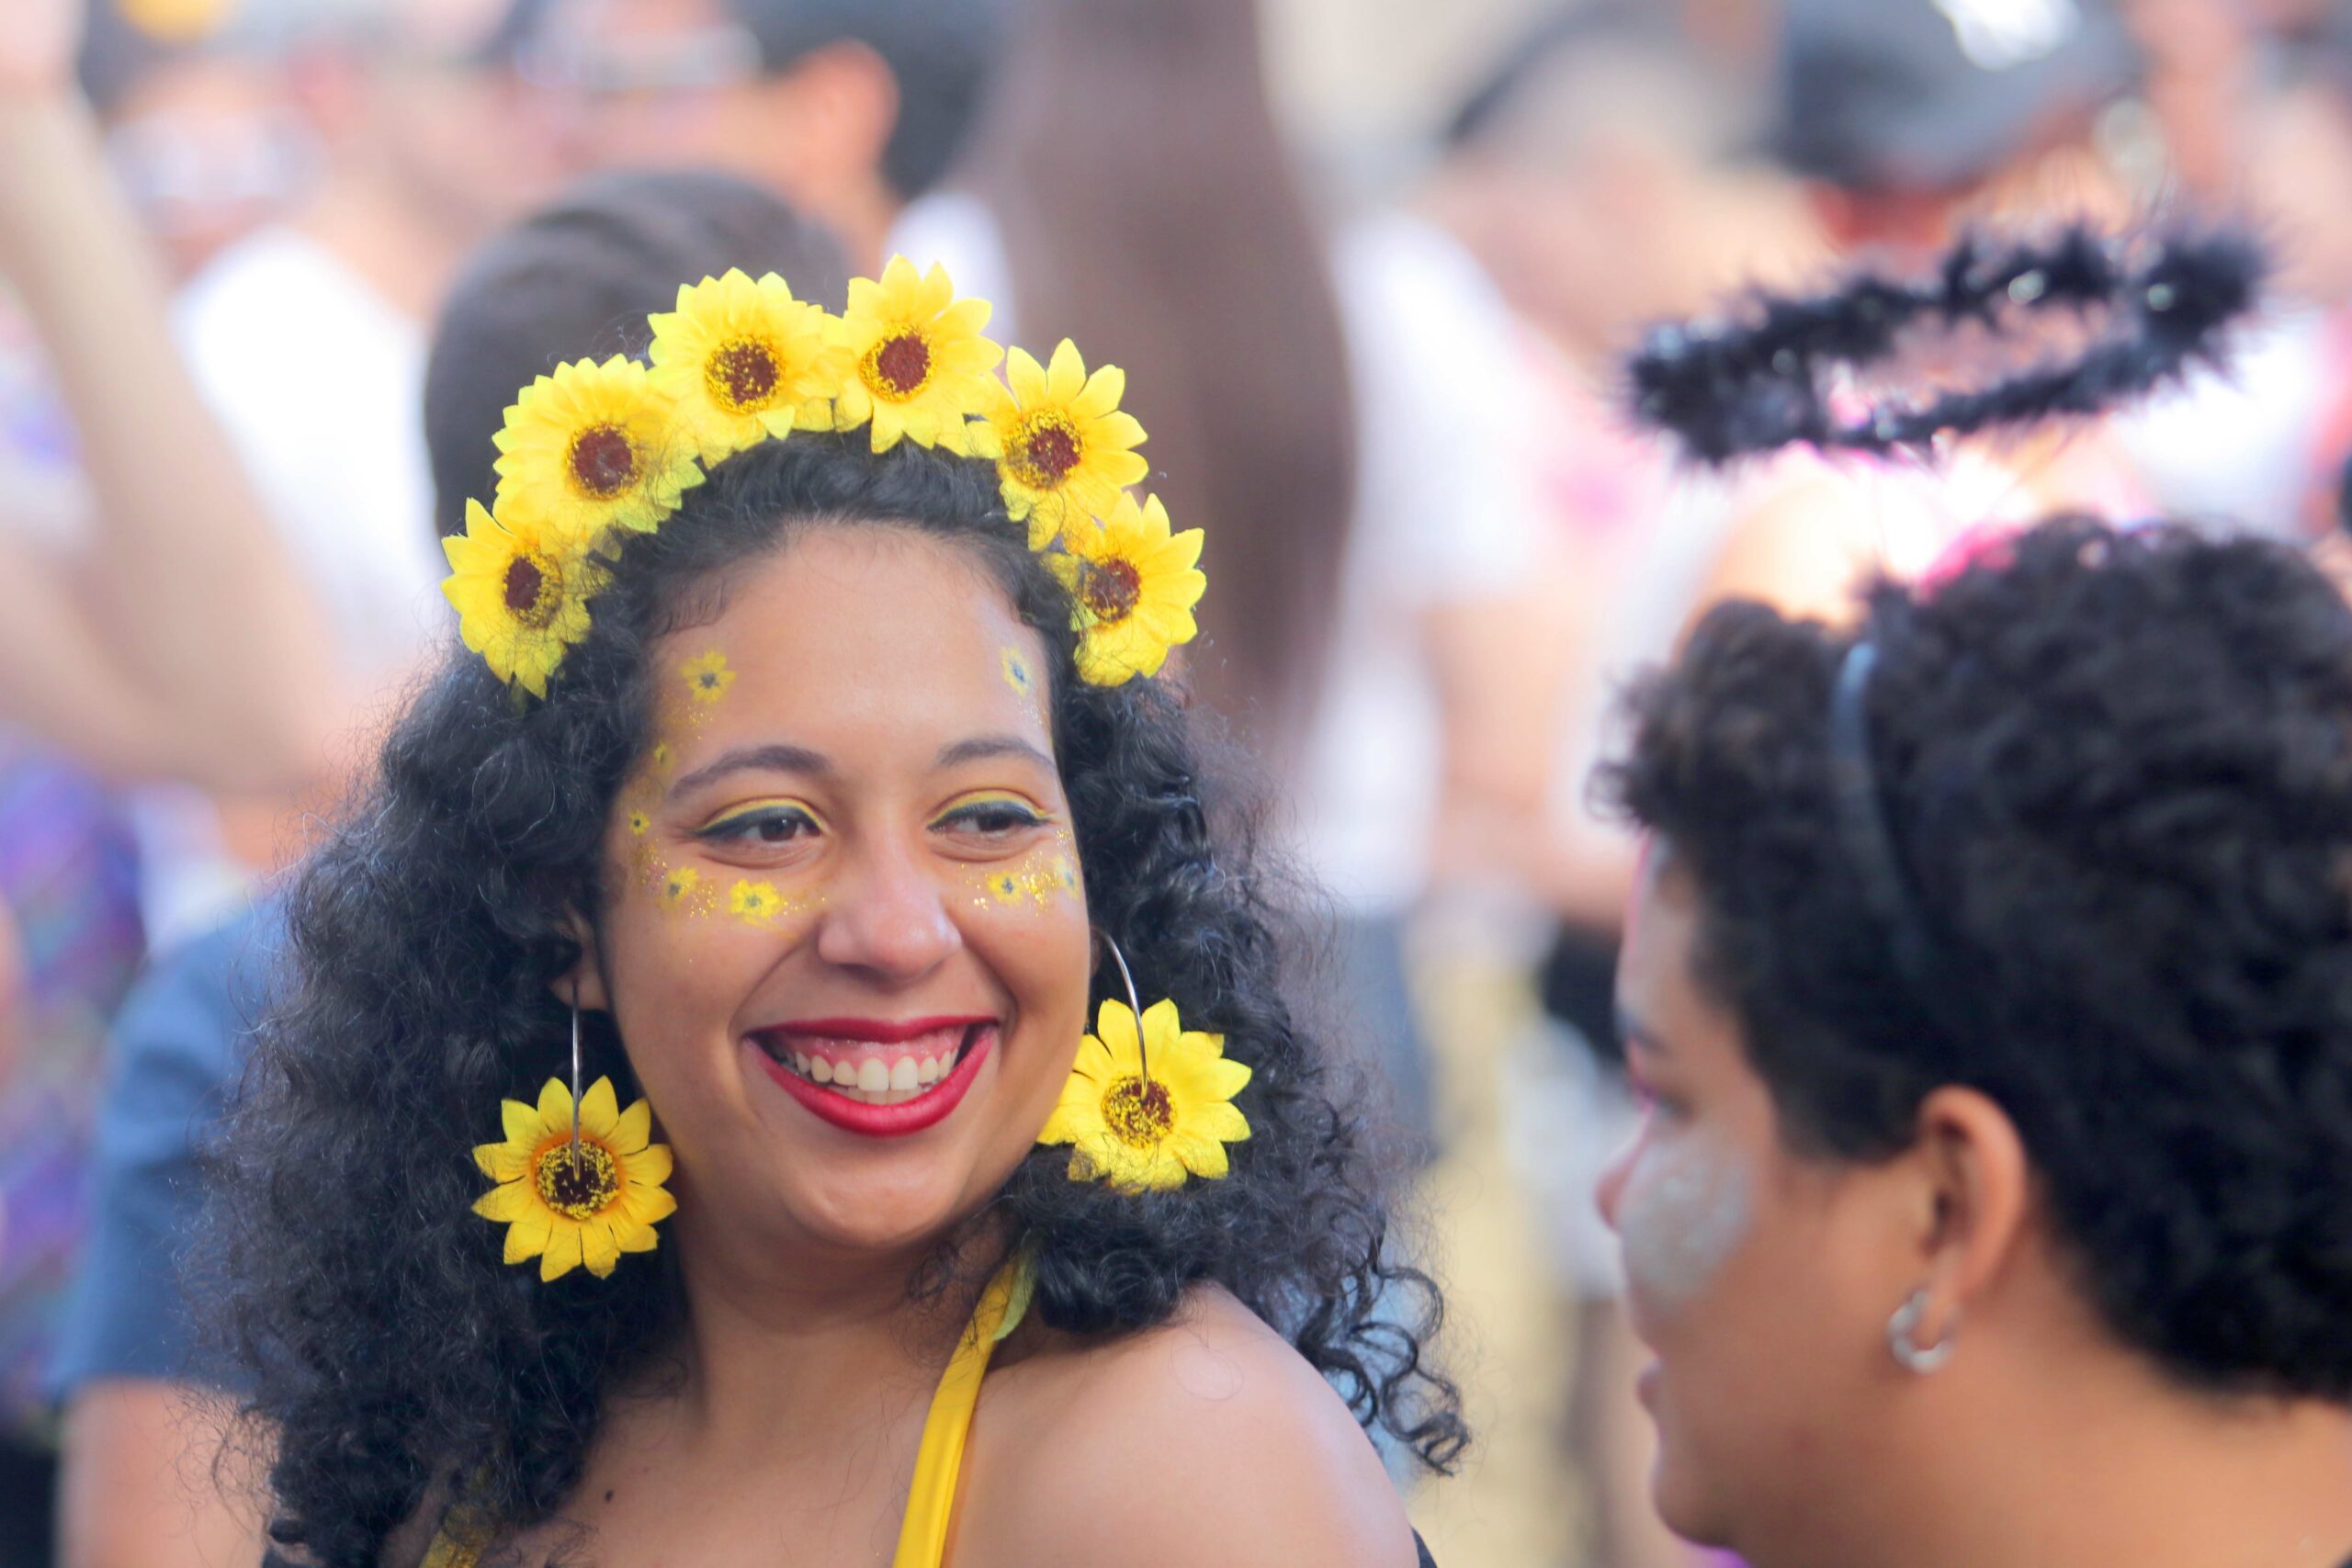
[441,258,1207,697]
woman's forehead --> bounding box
[652,528,1054,761]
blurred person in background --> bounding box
[47,168,854,1568]
[1600,516,2352,1568]
[517,0,1006,272]
[913,0,1548,1172]
[134,0,568,952]
[1423,13,1824,1565]
[0,4,344,1551]
[76,0,322,283]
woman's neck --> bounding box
[1830,1360,2352,1568]
[644,1213,993,1461]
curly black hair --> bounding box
[1603,515,2352,1404]
[211,434,1464,1568]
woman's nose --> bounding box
[810,840,961,981]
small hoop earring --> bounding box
[1888,1288,1956,1374]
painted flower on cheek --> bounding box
[730,878,783,928]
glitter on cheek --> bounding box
[1615,1130,1757,1313]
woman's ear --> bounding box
[1902,1085,2032,1332]
[554,908,610,1011]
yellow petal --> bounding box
[1170,1131,1233,1180]
[500,1096,542,1146]
[1074,363,1127,421]
[473,1180,537,1224]
[1045,339,1086,402]
[582,1221,622,1278]
[540,1223,584,1282]
[578,1077,620,1140]
[624,1143,673,1189]
[503,1209,553,1265]
[612,1098,653,1154]
[1007,344,1048,404]
[628,1185,679,1226]
[614,1216,661,1254]
[535,1077,572,1130]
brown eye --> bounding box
[696,807,819,846]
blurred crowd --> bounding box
[2,0,2350,1564]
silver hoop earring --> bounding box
[1887,1288,1956,1374]
[1093,929,1149,1077]
[566,995,584,1156]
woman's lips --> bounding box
[745,1020,997,1137]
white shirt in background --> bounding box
[135,228,443,948]
[888,197,1544,919]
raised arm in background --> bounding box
[0,0,334,790]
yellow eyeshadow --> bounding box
[932,790,1050,825]
[695,795,824,835]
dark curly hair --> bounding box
[1603,515,2352,1404]
[211,434,1464,1568]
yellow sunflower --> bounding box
[441,499,611,698]
[647,269,851,463]
[1038,998,1250,1191]
[832,256,1002,455]
[471,1076,675,1281]
[493,355,704,540]
[1045,492,1205,686]
[984,339,1148,548]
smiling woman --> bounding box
[209,264,1459,1568]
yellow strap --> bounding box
[890,1259,1026,1568]
[417,1260,1030,1568]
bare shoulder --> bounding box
[954,1286,1419,1568]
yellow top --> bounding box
[420,1260,1031,1568]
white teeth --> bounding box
[809,1057,832,1085]
[889,1057,919,1092]
[793,1053,812,1077]
[857,1058,890,1093]
[918,1055,941,1086]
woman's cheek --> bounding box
[1616,1124,1758,1314]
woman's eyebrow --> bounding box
[933,734,1056,772]
[668,742,831,797]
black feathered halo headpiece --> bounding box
[1625,222,2267,467]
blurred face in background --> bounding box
[103,51,316,280]
[520,0,899,253]
[1598,851,1921,1559]
[327,0,567,237]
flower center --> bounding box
[1080,558,1144,623]
[707,339,782,413]
[867,331,933,399]
[502,551,561,628]
[1102,1075,1175,1149]
[568,424,640,498]
[533,1139,620,1219]
[1011,415,1083,489]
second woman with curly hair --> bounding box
[211,255,1460,1568]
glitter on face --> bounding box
[1617,1130,1756,1312]
[567,424,639,498]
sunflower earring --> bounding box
[1035,933,1251,1191]
[469,997,677,1281]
